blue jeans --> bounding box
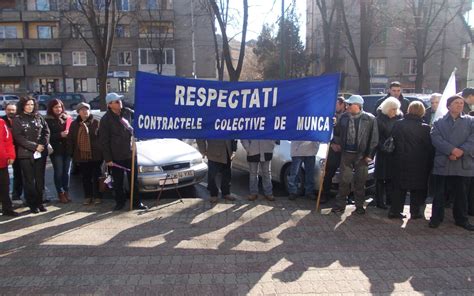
[248,161,272,196]
[50,153,71,194]
[287,156,315,195]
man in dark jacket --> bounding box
[99,93,147,211]
[321,96,346,203]
[331,95,379,215]
[423,93,441,126]
[197,139,237,203]
[374,81,410,115]
[461,88,474,217]
[1,102,22,201]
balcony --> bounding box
[0,66,24,77]
[25,65,63,77]
[0,39,23,49]
[135,10,174,21]
[23,39,62,49]
[22,10,60,21]
[0,10,21,21]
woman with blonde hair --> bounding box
[389,101,433,219]
[372,97,403,209]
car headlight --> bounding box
[138,165,163,173]
[190,156,203,165]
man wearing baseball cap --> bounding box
[99,93,147,211]
[331,95,379,215]
[429,95,474,231]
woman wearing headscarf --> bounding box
[372,97,403,209]
[67,103,103,205]
[45,99,72,203]
[12,96,50,213]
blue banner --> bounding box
[134,71,340,142]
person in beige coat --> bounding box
[197,139,237,203]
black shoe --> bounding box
[410,213,424,220]
[38,205,47,212]
[388,212,406,219]
[455,222,474,231]
[30,207,39,214]
[113,204,125,211]
[133,203,148,210]
[2,210,19,217]
[355,207,366,215]
[331,206,345,213]
[367,200,376,207]
[346,198,355,205]
[428,220,440,228]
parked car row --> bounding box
[34,93,86,110]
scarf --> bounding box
[77,121,92,161]
[347,112,362,146]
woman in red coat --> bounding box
[0,118,18,216]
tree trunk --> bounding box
[97,59,108,111]
[358,0,371,94]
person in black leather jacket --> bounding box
[12,97,50,214]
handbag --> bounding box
[381,136,395,153]
[98,165,113,192]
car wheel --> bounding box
[281,163,305,195]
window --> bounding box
[139,22,173,38]
[117,0,129,11]
[118,78,132,92]
[37,26,53,39]
[39,52,61,65]
[71,25,86,38]
[139,48,174,65]
[74,78,88,92]
[0,52,22,66]
[403,58,417,75]
[118,51,132,65]
[369,58,386,75]
[0,82,20,93]
[36,0,50,11]
[115,25,130,38]
[146,0,158,9]
[0,26,17,39]
[72,51,87,66]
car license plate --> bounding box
[175,170,194,178]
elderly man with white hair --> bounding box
[423,93,441,125]
[372,97,403,211]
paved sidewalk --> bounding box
[1,196,473,295]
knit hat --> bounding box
[105,92,124,104]
[446,95,463,108]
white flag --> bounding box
[433,69,457,122]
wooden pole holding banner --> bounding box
[129,138,137,211]
[316,143,331,212]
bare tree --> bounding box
[199,0,226,80]
[134,0,172,75]
[314,0,342,73]
[403,0,467,92]
[209,0,248,82]
[62,0,123,110]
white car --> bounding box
[232,140,375,195]
[0,94,20,110]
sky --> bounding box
[227,0,306,43]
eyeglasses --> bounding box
[347,103,353,106]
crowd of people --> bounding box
[0,92,147,216]
[1,84,473,232]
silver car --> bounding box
[232,140,375,194]
[0,94,20,110]
[136,138,208,192]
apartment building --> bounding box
[306,0,472,94]
[0,0,216,99]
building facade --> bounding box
[306,0,472,94]
[0,0,216,100]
